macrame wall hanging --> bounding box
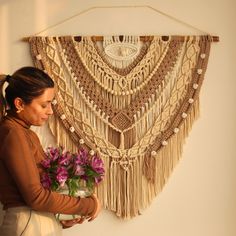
[22,3,219,220]
[28,34,218,219]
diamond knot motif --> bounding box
[111,111,132,131]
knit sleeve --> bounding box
[1,128,96,215]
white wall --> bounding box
[0,0,236,236]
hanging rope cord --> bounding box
[22,5,219,41]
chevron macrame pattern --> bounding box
[29,35,212,219]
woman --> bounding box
[0,67,100,236]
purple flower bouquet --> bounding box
[40,147,105,220]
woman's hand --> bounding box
[60,194,101,228]
[60,217,86,229]
[87,194,101,222]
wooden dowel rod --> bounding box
[22,35,219,42]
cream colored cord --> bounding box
[22,5,211,41]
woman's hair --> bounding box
[0,66,54,120]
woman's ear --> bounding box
[14,97,25,113]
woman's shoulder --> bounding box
[0,117,41,147]
[0,118,24,138]
[0,120,40,152]
[0,118,13,132]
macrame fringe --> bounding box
[98,98,200,219]
[143,98,200,191]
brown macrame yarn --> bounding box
[29,35,212,219]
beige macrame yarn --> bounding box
[29,35,212,219]
[102,35,141,68]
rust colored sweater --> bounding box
[0,113,96,216]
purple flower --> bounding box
[58,151,72,166]
[40,146,105,194]
[41,158,51,169]
[47,147,60,161]
[56,167,68,187]
[41,173,52,189]
[91,155,105,183]
[75,148,89,165]
[94,175,103,184]
[91,155,105,175]
[74,164,85,176]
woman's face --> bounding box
[18,87,55,126]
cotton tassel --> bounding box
[130,158,142,218]
[118,162,133,219]
[136,156,143,215]
[124,158,146,218]
[103,153,142,219]
[143,154,157,183]
[95,153,109,208]
[119,132,125,149]
[116,165,122,216]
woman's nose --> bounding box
[47,104,53,115]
